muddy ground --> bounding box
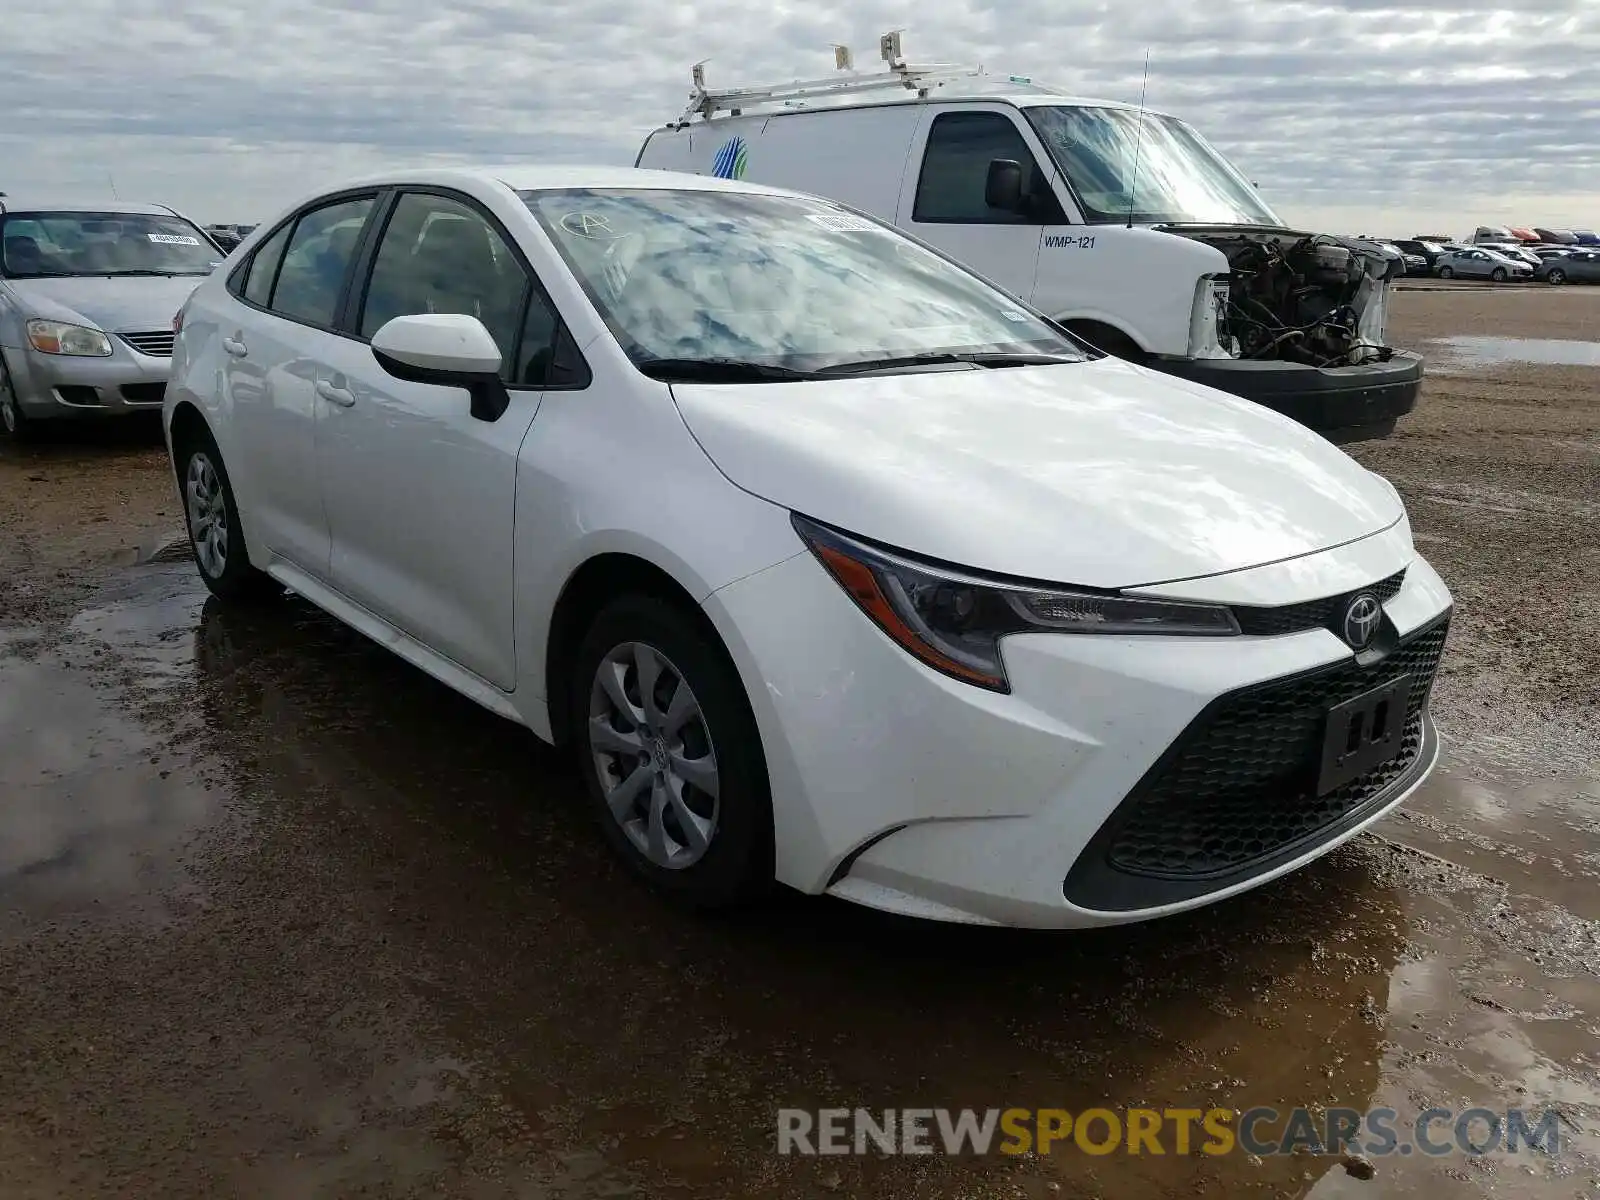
[1,288,1597,1198]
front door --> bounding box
[898,107,1057,302]
[315,190,563,691]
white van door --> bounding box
[897,107,1057,301]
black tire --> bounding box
[0,353,45,444]
[570,595,773,909]
[172,425,281,603]
[1547,268,1566,286]
[1437,266,1454,279]
[1491,267,1508,283]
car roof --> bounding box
[0,198,182,217]
[302,164,825,202]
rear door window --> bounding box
[269,197,376,328]
[241,224,291,308]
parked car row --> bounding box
[202,223,257,252]
[1469,224,1600,247]
[1377,234,1597,284]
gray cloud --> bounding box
[2,0,1596,235]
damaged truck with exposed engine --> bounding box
[637,35,1421,441]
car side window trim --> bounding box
[345,184,590,392]
[224,187,384,336]
[333,188,398,334]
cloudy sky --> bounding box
[4,0,1596,237]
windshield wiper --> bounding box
[817,350,1082,376]
[98,269,207,277]
[636,357,821,383]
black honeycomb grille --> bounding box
[1232,570,1407,637]
[1101,616,1448,880]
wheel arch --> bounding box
[1060,318,1149,361]
[167,399,212,471]
[543,551,728,747]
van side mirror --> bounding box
[985,159,1024,212]
[370,313,509,422]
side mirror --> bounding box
[984,159,1024,213]
[370,313,509,422]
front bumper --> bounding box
[1149,350,1423,444]
[704,526,1453,929]
[3,341,171,419]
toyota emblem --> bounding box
[1341,593,1383,649]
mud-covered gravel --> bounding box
[1351,286,1600,772]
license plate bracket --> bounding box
[1317,675,1413,795]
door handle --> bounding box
[315,380,355,408]
[221,335,248,358]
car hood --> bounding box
[5,275,207,332]
[671,357,1405,589]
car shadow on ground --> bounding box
[0,414,164,462]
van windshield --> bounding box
[1025,106,1282,227]
[521,188,1084,374]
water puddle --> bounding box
[0,644,218,918]
[1432,336,1600,369]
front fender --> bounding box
[1034,225,1227,357]
[509,381,804,739]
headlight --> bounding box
[792,515,1240,693]
[26,319,113,357]
[1189,274,1235,359]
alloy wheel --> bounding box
[1548,269,1566,285]
[185,452,230,579]
[587,640,720,869]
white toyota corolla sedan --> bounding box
[163,166,1452,928]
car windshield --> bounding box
[521,188,1084,372]
[0,211,220,278]
[1024,106,1281,227]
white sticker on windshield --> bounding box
[806,213,883,233]
[148,233,201,245]
[999,309,1030,321]
[560,211,627,240]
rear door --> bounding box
[221,192,379,576]
[897,107,1059,299]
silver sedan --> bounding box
[1537,250,1600,285]
[0,199,222,440]
[1433,248,1533,282]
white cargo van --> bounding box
[637,37,1423,442]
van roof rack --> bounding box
[676,30,1038,124]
